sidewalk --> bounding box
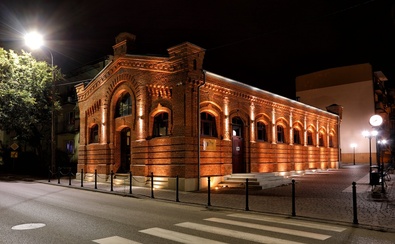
[40,164,395,232]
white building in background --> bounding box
[296,63,387,164]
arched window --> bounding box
[257,122,267,141]
[201,112,217,137]
[319,132,325,147]
[277,125,285,143]
[329,134,334,147]
[293,128,301,144]
[307,131,314,146]
[90,124,99,143]
[115,93,131,118]
[153,112,169,137]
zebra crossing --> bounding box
[93,213,347,243]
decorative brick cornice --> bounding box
[201,80,337,123]
[86,99,101,117]
[77,57,186,102]
[147,84,172,98]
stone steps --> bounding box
[217,173,292,190]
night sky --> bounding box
[1,0,394,98]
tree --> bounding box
[0,48,62,168]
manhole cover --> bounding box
[12,223,46,230]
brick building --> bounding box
[76,33,339,191]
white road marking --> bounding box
[92,235,141,244]
[228,213,347,232]
[11,223,46,230]
[140,227,227,244]
[206,217,331,240]
[176,222,305,244]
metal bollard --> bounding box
[245,178,249,211]
[176,175,180,202]
[48,167,51,182]
[81,169,84,187]
[292,179,296,216]
[58,167,61,184]
[151,172,154,198]
[129,171,132,194]
[352,182,358,224]
[68,170,71,186]
[94,169,97,189]
[110,170,114,191]
[207,176,211,206]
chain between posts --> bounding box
[44,170,364,227]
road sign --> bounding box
[11,143,19,151]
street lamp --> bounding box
[350,143,357,165]
[24,31,56,172]
[362,130,378,185]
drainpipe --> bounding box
[197,70,206,190]
[337,115,341,169]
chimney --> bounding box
[113,32,136,58]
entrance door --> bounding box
[232,117,245,173]
[232,136,244,173]
[119,128,131,173]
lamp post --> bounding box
[378,139,387,193]
[362,130,378,185]
[362,130,377,168]
[350,143,357,165]
[25,32,56,172]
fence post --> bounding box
[292,179,296,216]
[151,172,154,198]
[245,178,250,211]
[68,169,72,186]
[176,175,180,202]
[95,169,97,189]
[80,169,83,187]
[207,176,211,206]
[352,182,358,224]
[110,170,114,191]
[129,171,132,194]
[57,167,61,184]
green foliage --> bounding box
[0,48,62,145]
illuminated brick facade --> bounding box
[76,33,339,191]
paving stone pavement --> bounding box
[41,164,395,232]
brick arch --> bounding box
[200,101,223,115]
[103,71,144,107]
[229,109,249,124]
[255,113,271,125]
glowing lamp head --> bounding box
[25,32,44,50]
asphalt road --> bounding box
[0,179,394,243]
